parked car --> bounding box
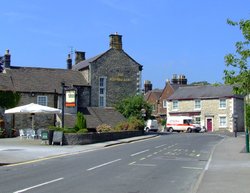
[144,119,158,132]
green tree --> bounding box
[224,19,250,95]
[115,95,152,120]
[224,19,250,129]
[0,91,20,108]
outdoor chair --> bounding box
[26,129,36,139]
[19,129,27,139]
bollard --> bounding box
[246,129,249,153]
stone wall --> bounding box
[90,49,141,107]
[63,130,143,145]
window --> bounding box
[219,99,226,109]
[194,116,201,124]
[219,116,227,127]
[37,96,47,106]
[163,100,167,108]
[194,100,201,109]
[173,100,178,110]
[99,77,106,107]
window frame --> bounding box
[37,95,48,106]
[219,116,227,127]
[99,77,106,107]
[194,99,201,110]
[172,100,179,110]
[219,99,227,109]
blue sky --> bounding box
[0,0,249,89]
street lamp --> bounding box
[61,82,65,128]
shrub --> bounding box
[75,112,87,131]
[114,117,144,131]
[115,121,129,131]
[96,124,113,133]
[77,128,88,134]
[127,116,144,131]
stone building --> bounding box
[167,85,245,132]
[0,33,143,132]
[72,33,143,107]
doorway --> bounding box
[206,118,213,132]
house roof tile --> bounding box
[1,67,88,94]
[167,85,243,100]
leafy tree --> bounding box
[224,19,250,129]
[224,19,250,95]
[0,91,20,108]
[115,95,152,120]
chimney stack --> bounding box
[171,74,187,85]
[75,51,85,64]
[109,32,122,50]
[144,80,152,94]
[4,49,11,68]
[67,54,72,70]
[171,74,178,84]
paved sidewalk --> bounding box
[195,133,250,193]
[0,135,157,165]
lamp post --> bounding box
[61,82,65,128]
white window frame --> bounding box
[163,100,167,108]
[194,99,201,110]
[219,99,227,109]
[99,77,106,107]
[37,96,48,106]
[219,115,227,128]
[194,116,201,125]
[172,100,178,110]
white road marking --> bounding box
[13,178,64,193]
[140,157,146,160]
[87,159,121,171]
[155,144,166,149]
[182,166,203,170]
[129,161,136,165]
[196,154,200,157]
[131,163,157,167]
[130,149,149,157]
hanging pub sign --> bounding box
[65,89,76,107]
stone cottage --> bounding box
[0,33,142,132]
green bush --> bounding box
[114,121,129,131]
[127,116,144,131]
[114,117,144,131]
[77,128,88,134]
[75,112,87,131]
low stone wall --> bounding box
[63,131,143,145]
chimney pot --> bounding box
[4,49,11,68]
[67,54,72,70]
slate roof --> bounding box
[72,53,105,70]
[144,89,163,101]
[0,67,89,94]
[167,85,243,100]
[72,48,142,71]
[81,107,126,129]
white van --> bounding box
[166,116,201,133]
[144,119,158,132]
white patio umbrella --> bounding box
[5,103,61,114]
[5,103,61,131]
